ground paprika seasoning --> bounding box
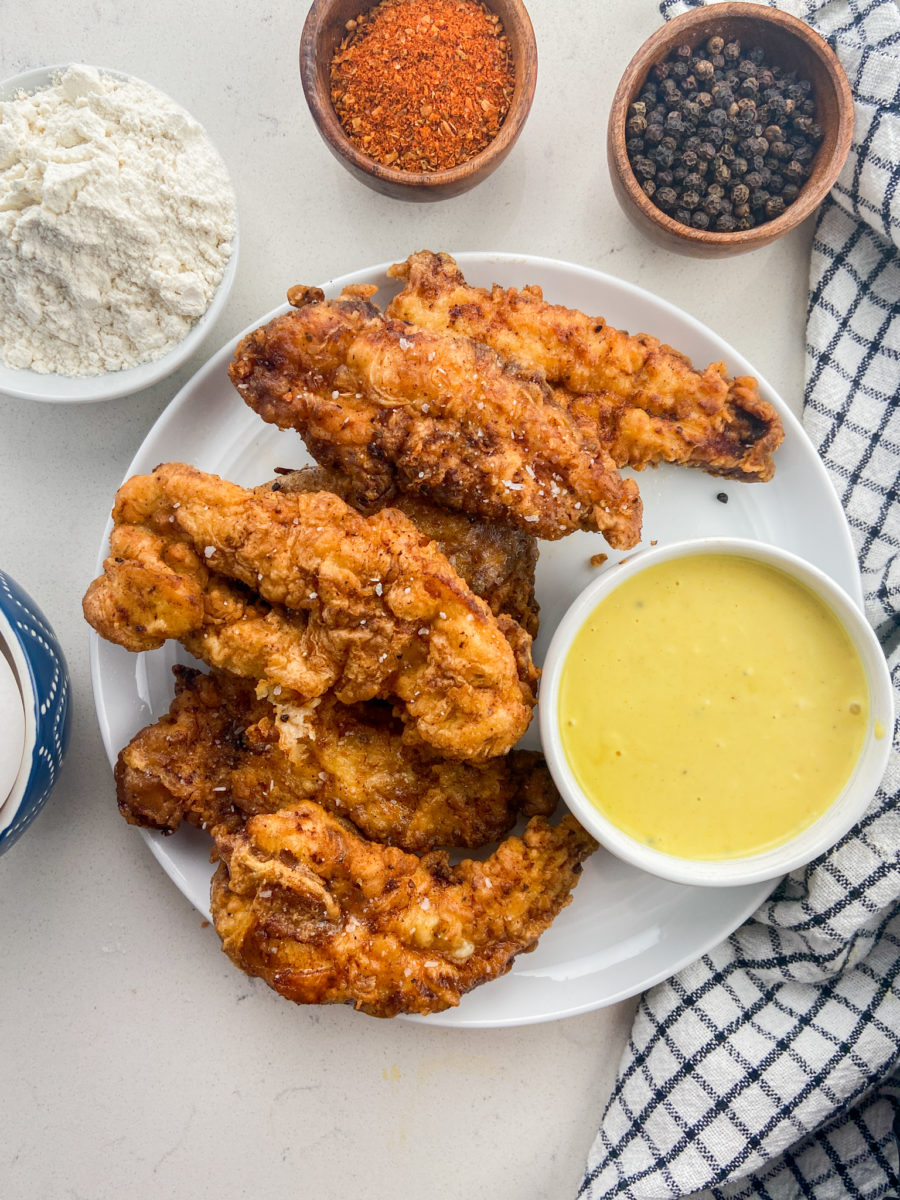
[330,0,515,173]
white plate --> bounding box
[89,253,862,1028]
[0,65,239,404]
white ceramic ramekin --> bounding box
[539,538,895,887]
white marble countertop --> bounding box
[0,3,814,1197]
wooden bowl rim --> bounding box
[608,2,854,247]
[300,0,538,191]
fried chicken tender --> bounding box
[210,803,598,1017]
[83,463,534,761]
[387,250,784,482]
[228,286,642,546]
[265,464,540,637]
[117,667,557,851]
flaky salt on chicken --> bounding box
[210,802,598,1017]
[387,250,783,482]
[82,463,535,761]
[117,666,557,852]
[228,285,642,546]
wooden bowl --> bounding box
[607,3,853,256]
[300,0,537,201]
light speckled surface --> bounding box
[0,2,813,1197]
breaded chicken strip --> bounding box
[117,667,557,851]
[228,285,642,546]
[83,464,534,761]
[387,251,783,482]
[210,802,598,1017]
[265,465,540,637]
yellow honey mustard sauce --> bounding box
[558,554,871,860]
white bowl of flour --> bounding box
[0,64,239,403]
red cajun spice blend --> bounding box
[330,0,515,172]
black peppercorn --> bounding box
[715,213,737,232]
[711,81,734,106]
[633,156,657,180]
[782,183,800,204]
[713,160,731,184]
[656,186,678,210]
[642,179,657,199]
[627,115,648,137]
[765,195,786,219]
[749,188,770,209]
[645,123,665,146]
[724,40,741,61]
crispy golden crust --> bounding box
[264,465,541,638]
[228,288,642,546]
[116,667,557,851]
[83,463,534,762]
[387,250,783,482]
[210,803,598,1017]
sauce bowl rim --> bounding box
[538,537,895,887]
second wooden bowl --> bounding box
[607,3,854,256]
[300,0,538,201]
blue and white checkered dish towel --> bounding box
[581,1,900,1196]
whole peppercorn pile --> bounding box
[626,36,824,232]
[330,0,514,173]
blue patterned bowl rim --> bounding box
[0,570,72,852]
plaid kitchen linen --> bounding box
[581,1,900,1197]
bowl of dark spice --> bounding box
[300,0,537,200]
[607,3,853,256]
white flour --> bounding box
[0,64,236,376]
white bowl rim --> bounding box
[538,537,896,887]
[0,604,38,836]
[0,63,239,405]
